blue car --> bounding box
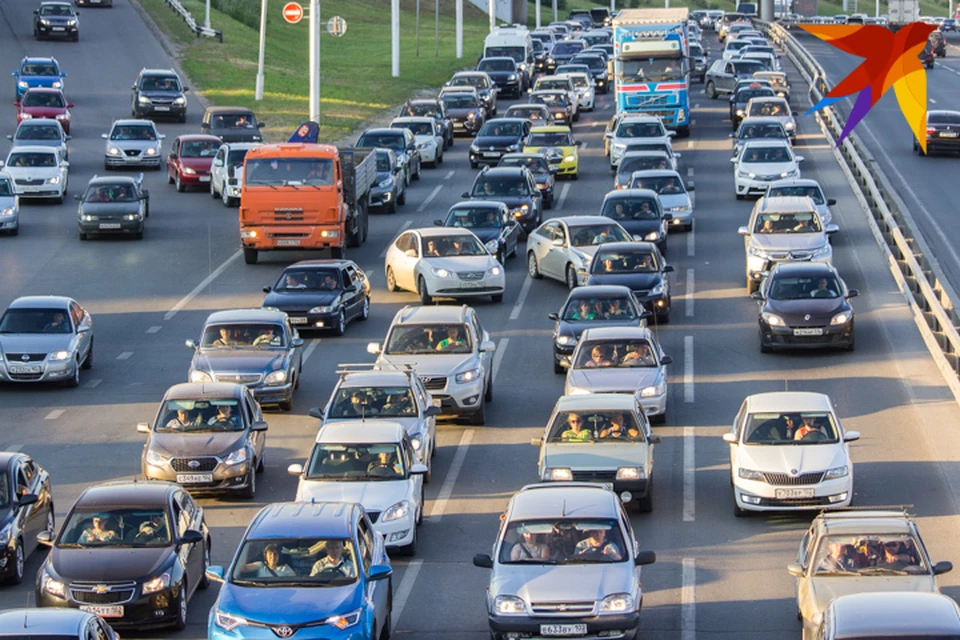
[206,502,393,640]
[12,57,66,99]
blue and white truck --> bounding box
[612,8,691,137]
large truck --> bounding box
[888,0,920,27]
[238,144,376,264]
[612,8,692,137]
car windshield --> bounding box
[227,148,251,166]
[602,197,660,221]
[507,107,546,121]
[592,250,659,274]
[441,94,478,109]
[811,534,929,575]
[450,75,487,89]
[553,41,585,55]
[231,538,359,586]
[40,4,74,15]
[375,152,393,172]
[21,92,65,108]
[618,57,684,83]
[59,509,171,548]
[0,180,14,197]
[568,223,631,246]
[741,146,792,163]
[562,296,637,321]
[630,175,685,195]
[737,89,774,102]
[5,152,56,168]
[384,323,472,354]
[21,63,58,76]
[485,46,525,62]
[393,121,434,136]
[157,398,244,432]
[244,158,334,186]
[732,60,766,75]
[473,176,528,197]
[402,102,441,118]
[615,122,666,138]
[84,183,138,202]
[445,206,504,229]
[532,92,569,107]
[574,339,658,368]
[479,122,522,137]
[110,125,157,141]
[527,131,573,146]
[622,157,670,177]
[181,140,220,158]
[479,59,515,71]
[274,268,341,291]
[212,113,256,129]
[499,518,627,564]
[743,412,839,444]
[357,132,404,151]
[140,76,180,92]
[769,274,842,300]
[201,323,286,348]
[738,123,787,140]
[500,156,549,173]
[328,386,417,418]
[422,234,487,256]
[577,57,605,70]
[537,80,571,92]
[0,308,70,334]
[768,185,825,205]
[690,43,704,56]
[304,443,406,481]
[16,124,61,140]
[754,212,821,233]
[748,101,790,117]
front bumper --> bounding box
[0,213,18,232]
[143,460,253,494]
[240,225,344,252]
[369,187,396,208]
[735,175,792,196]
[177,171,212,187]
[78,219,143,236]
[38,583,186,629]
[105,152,162,168]
[553,157,579,176]
[279,309,341,330]
[209,618,370,640]
[417,145,440,163]
[0,358,76,383]
[452,118,483,136]
[488,611,641,639]
[251,381,294,405]
[578,93,596,110]
[422,377,485,416]
[760,319,854,350]
[135,103,187,119]
[470,147,514,165]
[733,475,852,511]
[429,272,505,299]
[549,111,572,126]
[35,23,79,37]
[15,182,63,198]
[553,342,576,369]
[373,512,416,548]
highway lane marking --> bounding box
[146,326,161,334]
[683,336,694,403]
[509,276,533,321]
[444,170,455,180]
[84,378,102,389]
[165,250,242,321]
[427,428,474,523]
[492,338,509,383]
[930,98,937,104]
[6,445,22,452]
[687,167,694,179]
[390,559,424,635]
[580,141,589,150]
[686,225,695,258]
[685,269,695,318]
[45,410,65,420]
[683,426,696,522]
[301,339,321,365]
[691,118,697,126]
[379,221,413,259]
[416,185,445,213]
[556,183,572,210]
[116,352,133,360]
[681,558,696,639]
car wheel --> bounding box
[565,264,578,290]
[199,542,212,589]
[44,509,55,539]
[222,188,232,207]
[470,401,486,426]
[385,267,398,292]
[733,498,749,518]
[470,160,478,169]
[746,277,759,294]
[72,32,79,42]
[175,173,185,192]
[172,580,188,631]
[239,469,256,499]
[333,310,346,336]
[527,252,542,279]
[6,540,23,585]
[491,292,503,303]
[484,374,493,402]
[553,357,564,375]
[134,228,143,240]
[413,162,421,180]
[9,226,18,236]
[167,171,174,185]
[278,396,294,412]
[636,487,653,513]
[545,195,553,210]
[78,231,87,241]
[397,188,406,206]
[65,359,80,388]
[257,449,265,472]
[437,150,444,165]
[81,338,93,370]
[651,409,666,425]
[210,180,219,199]
[706,80,717,99]
[657,312,669,325]
[845,332,856,352]
[418,277,432,305]
[359,296,370,320]
[398,523,418,556]
[387,196,398,214]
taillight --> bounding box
[927,127,936,135]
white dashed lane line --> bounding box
[116,352,133,360]
[146,326,161,334]
[45,410,65,420]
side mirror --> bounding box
[461,191,470,198]
[575,140,582,147]
[827,198,837,206]
[287,463,304,476]
[185,339,198,349]
[309,407,325,419]
[473,553,494,568]
[17,493,38,508]
[180,529,204,545]
[551,238,565,246]
[200,122,210,129]
[5,135,11,141]
[844,430,860,442]
[634,550,656,566]
[258,122,265,128]
[292,337,305,347]
[67,103,75,108]
[795,155,805,162]
[433,219,444,226]
[604,131,613,138]
[101,133,109,139]
[263,286,272,293]
[662,213,673,221]
[136,422,150,434]
[410,463,429,475]
[37,531,54,547]
[825,224,839,235]
[751,291,764,300]
[730,157,738,163]
[480,340,496,352]
[660,355,673,365]
[369,564,393,581]
[159,134,166,140]
[183,86,190,92]
[425,405,442,416]
[12,101,18,107]
[787,563,805,577]
[738,226,750,236]
[648,434,661,444]
[251,420,268,432]
[404,249,418,258]
[205,566,225,583]
[722,432,738,444]
[934,561,953,575]
[667,131,677,138]
[168,153,178,160]
[846,288,859,299]
[687,183,695,191]
[674,152,682,158]
[663,265,675,273]
[367,342,382,355]
[74,194,83,201]
[530,437,542,446]
[547,312,559,321]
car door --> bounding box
[356,515,389,630]
[12,460,40,556]
[412,376,436,457]
[244,388,267,462]
[471,313,494,380]
[211,146,227,193]
[541,221,570,280]
[284,318,303,377]
[57,148,68,188]
[525,170,543,217]
[70,301,92,364]
[167,137,180,178]
[340,267,360,320]
[172,491,203,594]
[388,232,420,292]
[502,208,519,258]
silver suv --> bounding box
[473,482,656,639]
[604,114,673,169]
[367,305,496,425]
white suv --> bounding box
[605,114,673,169]
[732,139,803,199]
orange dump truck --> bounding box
[238,143,376,264]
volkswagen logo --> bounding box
[20,354,30,362]
[92,584,110,594]
[272,626,295,638]
[804,314,811,321]
[187,460,201,469]
[489,146,496,151]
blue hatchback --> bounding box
[206,502,393,640]
[12,57,66,99]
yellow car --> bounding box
[522,125,581,179]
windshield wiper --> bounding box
[230,579,267,587]
[857,568,910,576]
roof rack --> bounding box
[335,362,416,377]
[817,505,914,518]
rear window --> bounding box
[929,113,960,124]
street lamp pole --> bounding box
[308,0,320,122]
[392,0,400,77]
[255,0,267,100]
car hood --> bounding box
[736,442,846,475]
[0,334,73,352]
[542,442,649,468]
[296,479,411,509]
[4,166,59,180]
[140,90,183,101]
[21,107,68,118]
[524,144,576,156]
[38,14,75,23]
[219,582,361,626]
[566,366,661,392]
[483,70,517,80]
[194,349,285,373]
[491,563,634,602]
[375,170,393,183]
[765,297,846,322]
[148,430,247,458]
[750,233,826,252]
[809,575,937,616]
[447,107,481,119]
[739,160,797,175]
[559,317,641,339]
[378,353,475,377]
[179,157,214,172]
[586,272,662,291]
[474,194,531,209]
[656,193,691,209]
[0,195,17,209]
[262,290,340,310]
[51,546,171,581]
[422,255,497,271]
[413,134,438,145]
[80,202,140,216]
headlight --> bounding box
[19,113,32,119]
[264,370,287,385]
[812,244,831,257]
[144,148,158,156]
[616,467,643,480]
[66,19,77,25]
[738,468,764,480]
[644,231,660,241]
[761,312,784,326]
[469,144,480,153]
[41,571,65,598]
[0,207,14,218]
[56,114,69,120]
[378,177,394,189]
[46,175,61,185]
[736,109,745,116]
[189,370,213,382]
[748,245,768,258]
[381,500,411,522]
[556,335,575,346]
[326,609,362,630]
[641,381,666,397]
[825,465,849,479]
[467,112,477,121]
[564,155,575,162]
[612,143,625,152]
[484,239,499,253]
[80,214,97,222]
[309,305,336,314]
[519,204,529,212]
[599,593,635,613]
[547,468,573,481]
[737,170,751,178]
[224,448,248,465]
[182,167,197,175]
[138,95,151,104]
[508,74,517,80]
[417,142,428,149]
[174,96,186,105]
[780,170,798,178]
[410,435,422,451]
[214,610,247,632]
[142,572,171,595]
[494,595,526,615]
[52,81,62,89]
[566,387,590,395]
[785,121,795,130]
[107,147,122,156]
[830,312,851,325]
[49,350,71,361]
[455,368,481,383]
[0,523,12,546]
[40,19,51,25]
[431,267,453,278]
[650,282,665,296]
[17,81,28,89]
[145,449,167,467]
[123,213,140,221]
[489,265,502,276]
[506,144,519,152]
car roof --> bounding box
[567,284,634,298]
[162,382,247,401]
[747,96,789,105]
[554,215,613,227]
[110,119,158,128]
[629,169,682,179]
[416,226,483,240]
[140,68,180,76]
[204,106,255,115]
[483,118,529,126]
[7,295,73,309]
[0,608,92,636]
[390,304,472,325]
[754,196,817,214]
[339,370,412,387]
[285,259,354,269]
[554,392,640,412]
[76,481,176,508]
[816,510,916,536]
[592,241,657,252]
[392,117,436,124]
[87,175,139,186]
[315,421,407,444]
[407,98,442,104]
[508,482,620,520]
[204,308,289,324]
[603,188,659,201]
[529,125,572,134]
[21,87,64,95]
[771,262,837,278]
[480,56,517,63]
[741,139,792,149]
[830,592,960,636]
[622,150,670,160]
[9,146,58,156]
[450,199,504,209]
[767,178,821,190]
[478,166,528,177]
[506,104,549,112]
[738,116,784,127]
[247,502,358,539]
[21,57,59,65]
[177,134,223,143]
[579,325,656,342]
[619,114,664,123]
[743,391,834,413]
[362,128,405,136]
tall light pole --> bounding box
[536,0,541,28]
[255,0,268,100]
[392,0,400,77]
[205,0,211,29]
[456,0,462,58]
[552,0,557,23]
[488,0,495,32]
[308,0,319,122]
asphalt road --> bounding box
[1,9,960,639]
[794,28,960,298]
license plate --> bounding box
[483,152,500,158]
[776,488,815,499]
[460,281,482,289]
[940,131,958,138]
[288,317,308,324]
[99,223,121,229]
[793,328,824,336]
[154,106,170,111]
[52,26,65,30]
[9,364,41,374]
[541,624,587,636]
[198,176,211,182]
[277,239,301,246]
[176,473,213,484]
[80,605,123,618]
[432,398,442,407]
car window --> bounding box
[421,234,486,256]
[741,146,792,163]
[84,183,138,202]
[527,131,573,146]
[5,151,57,168]
[357,519,374,572]
[243,158,334,186]
[110,125,157,141]
[472,176,528,197]
[562,297,637,321]
[446,206,503,229]
[768,185,824,205]
[742,412,839,444]
[16,124,62,141]
[328,386,417,418]
[59,508,171,547]
[157,398,244,432]
[591,250,659,274]
[140,75,180,92]
[274,268,341,291]
[601,197,660,221]
[201,323,286,348]
[811,534,928,574]
[574,339,657,368]
[567,223,631,247]
[499,518,627,563]
[615,122,665,138]
[180,140,220,158]
[304,443,406,481]
[769,274,841,300]
[231,537,359,584]
[392,121,434,136]
[21,92,65,108]
[385,323,472,354]
[0,307,71,334]
[629,175,686,195]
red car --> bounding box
[167,134,222,192]
[15,88,73,134]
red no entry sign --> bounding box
[282,2,303,24]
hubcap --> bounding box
[528,255,537,276]
[15,545,23,577]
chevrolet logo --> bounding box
[93,584,110,594]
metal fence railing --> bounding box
[162,0,223,42]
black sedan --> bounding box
[599,189,672,255]
[34,2,79,41]
[478,57,524,98]
[753,262,857,352]
[499,152,556,208]
[729,84,776,129]
[76,175,149,240]
[915,110,960,156]
[469,118,531,168]
[262,259,370,336]
[0,451,54,584]
[549,284,649,374]
[36,481,209,631]
[571,52,610,93]
[462,166,543,236]
[440,91,485,137]
[369,148,406,213]
[585,242,674,322]
[435,201,521,264]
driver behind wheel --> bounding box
[310,539,356,577]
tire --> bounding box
[484,374,493,401]
[397,189,406,206]
[175,173,185,192]
[239,469,256,499]
[657,312,669,325]
[6,540,23,585]
[243,247,258,264]
[418,277,432,305]
[72,32,79,42]
[413,162,421,181]
[651,410,666,425]
[747,278,759,294]
[636,488,653,513]
[331,247,345,259]
[278,396,293,412]
[528,252,542,279]
[387,196,397,214]
[491,293,503,303]
[78,231,87,241]
[734,499,748,518]
[565,264,578,290]
[359,296,370,320]
[845,332,856,352]
[167,171,174,185]
[172,580,188,631]
[545,195,553,210]
[199,541,212,589]
[65,359,80,388]
[470,161,478,169]
[706,80,718,99]
[81,338,93,370]
[222,188,233,207]
[386,267,398,292]
[9,226,17,236]
[256,451,265,472]
[398,523,418,556]
[553,357,564,375]
[210,180,219,199]
[134,229,143,240]
[333,310,346,336]
[470,401,486,426]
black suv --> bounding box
[33,2,79,41]
[477,57,524,98]
[469,118,531,168]
[131,68,189,122]
[462,166,543,236]
[200,106,263,142]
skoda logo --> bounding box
[187,460,201,469]
[804,314,811,321]
[20,354,30,362]
[790,468,799,476]
[93,584,110,594]
[558,604,568,611]
[273,626,295,638]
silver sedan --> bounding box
[527,215,634,290]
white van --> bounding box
[483,27,534,89]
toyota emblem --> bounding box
[804,314,811,321]
[187,460,201,469]
[272,626,295,638]
[20,354,30,362]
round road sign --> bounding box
[282,2,303,24]
[327,16,347,36]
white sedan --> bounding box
[391,117,444,167]
[384,227,505,303]
[289,420,427,555]
[1,146,69,203]
[526,215,633,290]
[723,391,858,516]
[732,139,803,199]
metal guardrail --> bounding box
[162,0,223,42]
[758,20,960,393]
